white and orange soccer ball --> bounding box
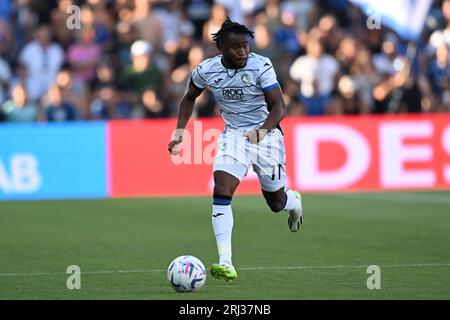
[167,255,207,292]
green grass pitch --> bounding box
[0,191,449,299]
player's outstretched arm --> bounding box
[245,85,287,144]
[168,81,203,155]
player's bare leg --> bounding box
[262,187,303,232]
[213,170,240,198]
[210,170,239,281]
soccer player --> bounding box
[168,18,303,282]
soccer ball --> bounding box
[167,255,207,292]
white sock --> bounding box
[283,189,301,212]
[212,204,233,266]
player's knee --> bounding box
[267,199,284,213]
[213,184,234,197]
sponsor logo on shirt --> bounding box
[222,88,244,101]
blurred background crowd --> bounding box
[0,0,449,123]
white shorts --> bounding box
[213,128,286,192]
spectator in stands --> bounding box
[252,19,276,60]
[170,45,205,104]
[121,40,164,105]
[327,75,369,115]
[55,68,89,119]
[139,88,170,118]
[115,20,138,67]
[274,5,302,57]
[316,14,344,55]
[132,0,162,52]
[90,85,115,120]
[87,0,116,33]
[335,36,357,75]
[429,0,450,49]
[50,0,75,50]
[9,0,38,52]
[92,57,115,89]
[373,33,400,77]
[79,3,113,52]
[8,63,29,96]
[67,27,102,84]
[289,34,339,115]
[202,3,228,56]
[397,73,432,114]
[0,17,14,60]
[349,46,379,111]
[0,0,12,22]
[183,0,213,40]
[88,84,132,120]
[1,83,38,122]
[428,44,450,102]
[18,25,64,102]
[153,0,195,55]
[42,84,78,122]
[372,56,412,113]
[0,56,12,106]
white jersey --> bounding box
[191,53,279,131]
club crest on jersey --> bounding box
[222,88,244,100]
[241,74,251,84]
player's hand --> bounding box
[168,129,184,155]
[244,129,267,144]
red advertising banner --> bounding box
[109,114,450,198]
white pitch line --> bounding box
[0,269,165,277]
[1,263,449,277]
[238,263,450,271]
[333,193,450,205]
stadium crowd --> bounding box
[0,0,449,123]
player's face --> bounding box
[221,32,249,69]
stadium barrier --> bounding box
[1,114,449,200]
[0,122,107,200]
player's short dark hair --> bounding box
[211,17,254,50]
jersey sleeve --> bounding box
[259,58,279,92]
[190,64,207,90]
